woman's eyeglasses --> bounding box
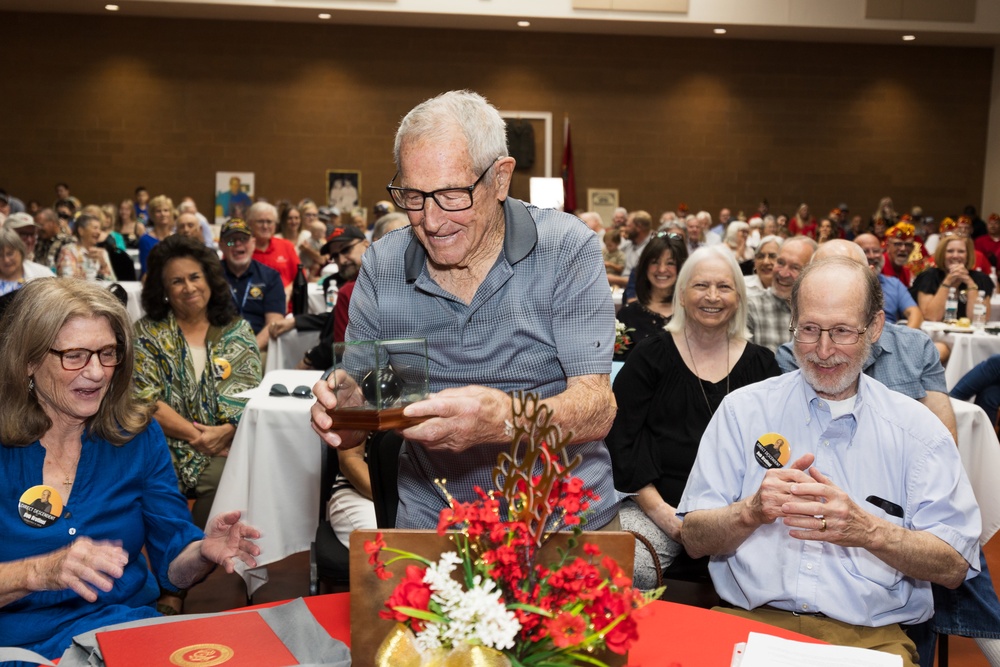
[48,345,124,371]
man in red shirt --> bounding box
[974,213,1000,269]
[881,222,916,287]
[248,202,299,301]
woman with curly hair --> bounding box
[134,235,261,530]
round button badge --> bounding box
[18,485,63,528]
[754,432,790,469]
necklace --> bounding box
[44,445,80,489]
[684,327,731,414]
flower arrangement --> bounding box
[364,393,661,667]
[613,321,633,356]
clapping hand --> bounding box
[199,510,261,574]
[36,537,128,602]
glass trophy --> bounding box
[329,338,431,430]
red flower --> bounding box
[364,533,391,580]
[546,611,588,648]
[603,616,639,654]
[379,565,432,631]
[583,543,601,557]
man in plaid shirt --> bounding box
[746,236,816,352]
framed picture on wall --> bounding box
[587,188,619,228]
[327,170,361,213]
[214,171,255,225]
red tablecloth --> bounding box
[289,593,824,666]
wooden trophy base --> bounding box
[329,406,429,431]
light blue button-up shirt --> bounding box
[678,371,981,626]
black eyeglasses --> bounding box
[48,345,124,371]
[224,236,251,248]
[269,383,313,399]
[386,158,500,212]
[656,231,684,240]
[789,322,870,345]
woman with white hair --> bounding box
[743,235,782,295]
[606,245,780,591]
[723,220,754,274]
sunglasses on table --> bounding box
[269,384,313,399]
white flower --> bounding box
[413,553,521,652]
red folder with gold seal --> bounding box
[96,611,298,666]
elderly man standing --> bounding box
[678,257,981,666]
[745,236,816,352]
[855,233,923,328]
[310,90,620,530]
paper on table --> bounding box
[738,631,902,667]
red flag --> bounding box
[561,115,576,213]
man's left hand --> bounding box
[400,385,510,452]
[781,466,877,548]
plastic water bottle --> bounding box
[973,293,988,329]
[944,287,958,323]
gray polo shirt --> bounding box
[347,197,619,529]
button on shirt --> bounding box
[677,371,981,627]
[346,198,620,530]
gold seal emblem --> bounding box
[169,644,235,666]
[249,286,263,299]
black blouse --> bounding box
[911,268,994,320]
[615,301,671,360]
[607,331,780,505]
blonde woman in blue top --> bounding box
[0,278,260,661]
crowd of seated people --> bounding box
[3,169,1000,666]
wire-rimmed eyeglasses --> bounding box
[789,323,869,345]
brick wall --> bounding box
[0,11,992,223]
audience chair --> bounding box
[308,439,351,595]
[107,248,137,282]
[366,431,404,529]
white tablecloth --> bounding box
[265,329,321,373]
[922,322,1000,390]
[210,369,324,595]
[951,397,1000,545]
